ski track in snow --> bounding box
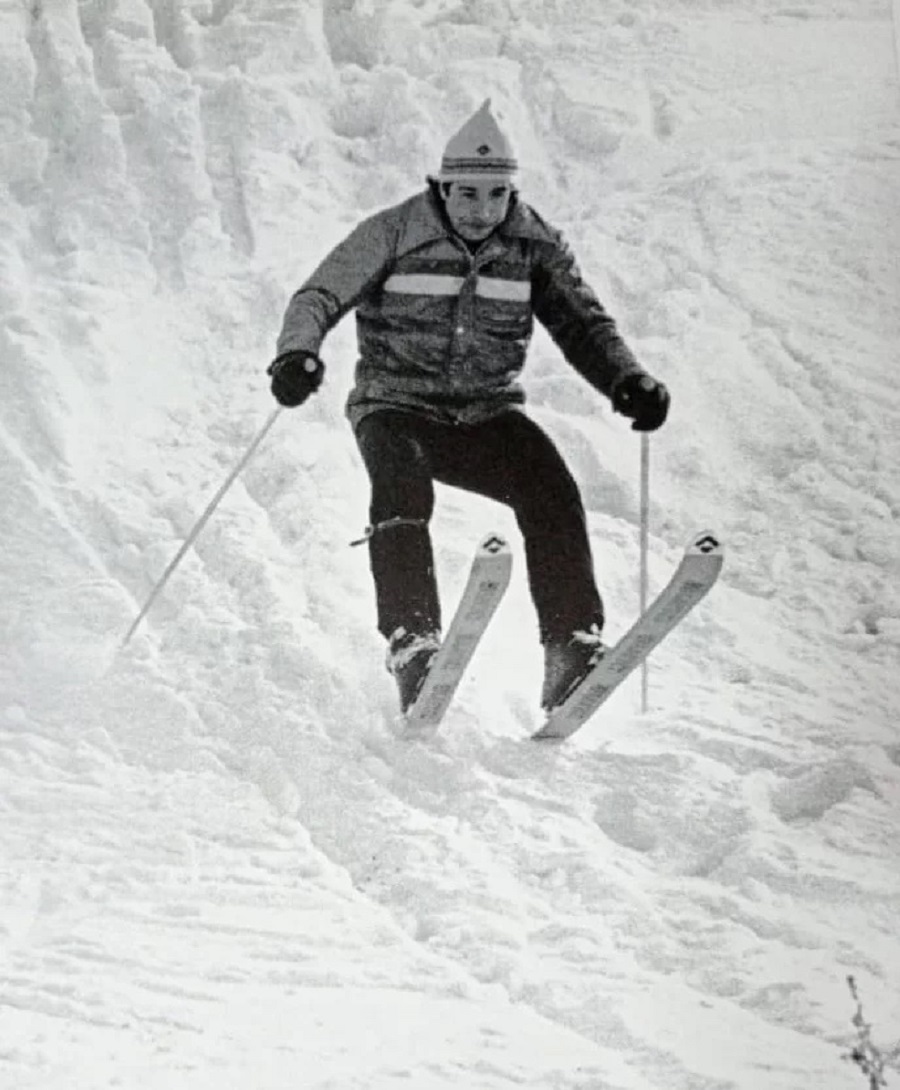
[2,1,900,1087]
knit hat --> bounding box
[439,99,518,183]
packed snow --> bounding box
[2,0,899,1087]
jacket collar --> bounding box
[395,184,553,257]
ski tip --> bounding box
[477,532,511,557]
[688,530,723,558]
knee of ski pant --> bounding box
[513,480,589,540]
[499,456,587,535]
[490,415,587,525]
[356,420,435,524]
[365,453,435,524]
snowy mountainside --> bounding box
[2,1,900,1088]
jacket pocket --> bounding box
[475,295,533,342]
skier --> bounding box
[268,99,669,713]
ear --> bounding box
[426,176,449,202]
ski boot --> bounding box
[386,627,442,714]
[540,624,607,711]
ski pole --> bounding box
[121,407,282,648]
[639,433,650,712]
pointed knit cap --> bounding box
[439,99,518,182]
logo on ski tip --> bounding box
[695,533,720,554]
[483,535,506,554]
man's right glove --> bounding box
[268,351,325,408]
[611,373,670,432]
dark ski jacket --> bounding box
[276,184,646,428]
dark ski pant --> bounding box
[354,408,604,645]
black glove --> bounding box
[267,351,325,408]
[611,373,670,432]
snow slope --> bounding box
[2,1,900,1087]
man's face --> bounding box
[443,181,512,242]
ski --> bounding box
[532,530,724,742]
[402,532,513,736]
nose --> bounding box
[472,213,498,232]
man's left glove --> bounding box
[267,351,325,408]
[611,373,670,432]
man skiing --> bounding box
[269,99,669,714]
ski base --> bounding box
[401,533,512,737]
[532,530,724,742]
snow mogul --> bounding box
[269,99,669,713]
